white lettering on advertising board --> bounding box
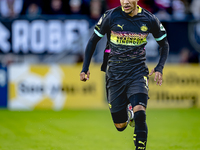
[11,19,89,53]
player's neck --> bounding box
[128,7,138,17]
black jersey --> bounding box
[95,6,167,80]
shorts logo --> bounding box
[143,76,149,91]
[117,24,124,30]
[141,24,148,32]
[108,103,112,108]
[139,102,146,107]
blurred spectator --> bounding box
[40,0,65,15]
[25,3,42,16]
[66,0,89,15]
[21,0,42,15]
[138,0,155,13]
[153,0,172,21]
[48,0,65,14]
[172,0,187,20]
[90,0,102,20]
[0,0,23,18]
[154,0,173,13]
[89,0,106,21]
[179,47,199,63]
[22,3,42,16]
[190,0,200,19]
[68,0,82,14]
[180,47,190,63]
[107,0,120,9]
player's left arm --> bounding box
[149,37,169,85]
[149,15,169,85]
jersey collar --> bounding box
[121,5,142,14]
[138,5,142,13]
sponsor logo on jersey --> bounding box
[110,31,148,46]
[117,24,124,30]
[140,24,148,32]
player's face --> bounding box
[120,0,139,16]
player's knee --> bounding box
[134,110,146,123]
[115,122,127,132]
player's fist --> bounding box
[149,69,163,86]
[80,71,90,82]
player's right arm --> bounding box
[80,33,101,82]
[80,10,111,82]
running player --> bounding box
[80,0,169,149]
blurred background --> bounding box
[0,0,200,110]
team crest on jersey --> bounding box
[160,24,165,31]
[141,24,148,32]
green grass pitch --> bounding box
[0,108,200,150]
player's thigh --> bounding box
[106,79,129,111]
[127,76,149,98]
[106,82,129,123]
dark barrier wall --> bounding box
[0,65,7,107]
[163,21,200,55]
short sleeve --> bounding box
[94,10,111,38]
[150,15,167,42]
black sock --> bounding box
[134,110,148,150]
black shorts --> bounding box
[106,75,149,113]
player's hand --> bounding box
[80,71,90,82]
[149,69,163,86]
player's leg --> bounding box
[129,93,148,150]
[110,101,135,131]
[111,104,134,131]
[107,87,134,131]
[111,107,129,131]
[106,75,134,131]
[106,77,132,131]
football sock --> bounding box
[134,110,148,150]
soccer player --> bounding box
[80,0,169,149]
